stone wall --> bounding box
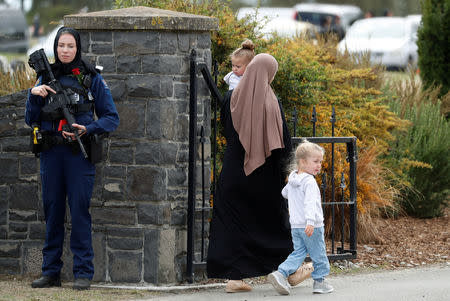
[0,6,217,284]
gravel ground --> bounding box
[352,211,449,270]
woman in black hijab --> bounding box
[26,27,119,290]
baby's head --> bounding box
[294,140,325,176]
[230,39,255,77]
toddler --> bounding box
[268,140,333,295]
[224,39,255,90]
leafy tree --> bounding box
[417,0,450,96]
[26,0,114,33]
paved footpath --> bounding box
[132,265,450,301]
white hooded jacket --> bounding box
[281,171,324,228]
[224,71,241,90]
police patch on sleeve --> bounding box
[102,79,109,89]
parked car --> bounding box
[237,7,314,39]
[0,54,10,73]
[261,18,314,39]
[293,3,363,39]
[0,7,30,53]
[27,24,63,62]
[237,7,295,22]
[337,17,421,70]
[407,14,422,40]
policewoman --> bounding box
[25,27,119,290]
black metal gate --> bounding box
[187,50,357,283]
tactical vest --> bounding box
[40,82,94,122]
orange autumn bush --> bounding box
[119,1,408,243]
[264,37,408,242]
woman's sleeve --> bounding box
[221,90,232,110]
[25,78,44,127]
[281,183,289,199]
[304,178,321,226]
[278,100,292,176]
[219,90,232,128]
[86,74,120,135]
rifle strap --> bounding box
[72,103,95,113]
[40,103,94,121]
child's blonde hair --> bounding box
[289,139,325,172]
[230,39,256,64]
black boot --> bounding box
[73,278,90,290]
[31,275,61,288]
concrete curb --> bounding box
[91,282,226,292]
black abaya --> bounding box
[207,91,293,280]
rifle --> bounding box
[28,49,88,159]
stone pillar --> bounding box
[64,6,217,284]
[0,6,217,285]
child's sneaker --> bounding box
[268,271,290,295]
[313,279,333,294]
[288,262,314,286]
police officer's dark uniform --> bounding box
[25,27,119,290]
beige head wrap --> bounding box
[231,53,285,176]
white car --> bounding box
[27,24,63,62]
[337,17,421,70]
[237,7,295,22]
[293,3,363,34]
[261,18,314,39]
[406,14,422,40]
[237,7,314,39]
[0,7,30,53]
[0,54,9,73]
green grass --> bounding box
[0,275,163,301]
[0,52,28,64]
[383,71,421,86]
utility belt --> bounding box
[30,125,107,164]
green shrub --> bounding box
[417,0,450,97]
[387,75,450,218]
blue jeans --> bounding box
[278,227,330,281]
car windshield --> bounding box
[0,12,26,34]
[347,20,406,39]
[296,12,336,26]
